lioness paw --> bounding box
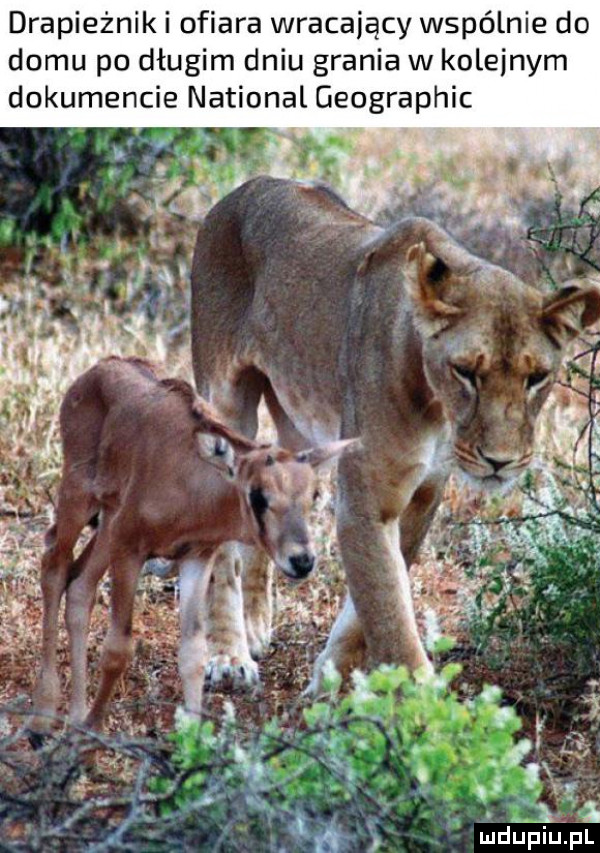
[245,612,272,660]
[205,655,259,690]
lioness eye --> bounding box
[451,364,477,387]
[527,371,550,390]
[313,489,321,502]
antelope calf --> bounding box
[31,357,353,736]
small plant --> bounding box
[528,172,600,274]
[152,661,550,851]
[464,178,600,679]
[466,480,600,675]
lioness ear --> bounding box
[296,438,360,470]
[405,242,463,327]
[541,281,600,347]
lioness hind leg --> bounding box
[205,368,274,668]
[399,476,447,568]
[263,383,310,453]
[205,545,258,690]
[240,546,273,660]
[207,366,267,440]
[241,383,311,658]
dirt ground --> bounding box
[1,497,596,812]
[1,128,599,815]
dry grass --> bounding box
[1,128,599,824]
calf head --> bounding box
[193,400,356,580]
[233,443,355,579]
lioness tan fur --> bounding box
[190,176,600,691]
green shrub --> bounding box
[466,481,600,673]
[0,128,351,247]
[0,128,272,246]
[151,662,549,851]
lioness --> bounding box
[190,176,600,691]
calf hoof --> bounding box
[205,655,259,690]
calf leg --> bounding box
[65,525,112,724]
[85,550,142,731]
[178,555,213,716]
[31,485,97,735]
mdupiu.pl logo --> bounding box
[474,823,597,850]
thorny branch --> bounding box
[464,178,600,531]
[0,708,465,853]
[527,169,600,273]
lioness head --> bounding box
[405,236,600,489]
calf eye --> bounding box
[451,364,477,387]
[527,371,550,390]
[249,488,269,517]
[313,489,321,502]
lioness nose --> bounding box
[479,449,515,472]
[289,553,315,578]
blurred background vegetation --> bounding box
[1,128,600,848]
[0,128,350,247]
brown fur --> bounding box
[190,176,600,691]
[31,356,351,733]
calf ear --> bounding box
[296,438,361,470]
[541,281,600,347]
[405,242,463,335]
[196,434,236,480]
[192,399,259,453]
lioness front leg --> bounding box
[205,544,259,689]
[342,514,431,669]
[310,455,432,692]
[308,472,445,695]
